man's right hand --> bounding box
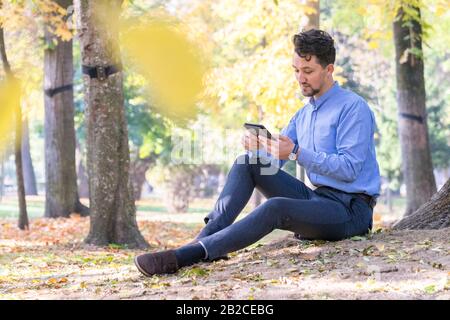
[241,132,260,151]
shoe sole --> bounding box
[134,256,153,277]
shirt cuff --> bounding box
[297,147,315,168]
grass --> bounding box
[0,195,217,220]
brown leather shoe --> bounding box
[134,250,179,277]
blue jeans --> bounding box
[196,154,373,261]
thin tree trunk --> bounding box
[304,0,320,31]
[44,0,89,218]
[0,22,29,230]
[77,152,89,198]
[387,184,393,212]
[22,117,38,195]
[15,90,28,229]
[393,178,449,229]
[130,156,155,201]
[252,189,262,209]
[393,6,436,216]
[76,0,148,248]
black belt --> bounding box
[44,84,73,97]
[82,64,122,81]
[317,186,377,209]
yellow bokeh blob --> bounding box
[121,21,206,123]
[0,78,21,153]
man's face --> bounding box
[292,52,332,97]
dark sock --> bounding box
[175,242,207,267]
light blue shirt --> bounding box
[276,81,381,197]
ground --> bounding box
[0,197,449,300]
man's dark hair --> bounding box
[292,29,336,68]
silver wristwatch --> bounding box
[288,144,299,161]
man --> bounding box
[134,29,381,277]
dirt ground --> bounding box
[0,215,449,300]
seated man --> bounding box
[134,29,381,277]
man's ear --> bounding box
[327,64,334,76]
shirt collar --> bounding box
[309,81,340,110]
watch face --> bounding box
[289,153,295,160]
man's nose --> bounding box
[298,73,307,83]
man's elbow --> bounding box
[340,164,362,182]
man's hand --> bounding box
[259,134,296,160]
[241,132,260,151]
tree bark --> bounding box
[393,6,436,216]
[76,0,148,248]
[44,0,89,218]
[22,117,38,195]
[0,22,29,230]
[15,90,28,230]
[393,178,449,229]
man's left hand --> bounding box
[259,134,296,160]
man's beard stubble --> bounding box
[301,85,320,97]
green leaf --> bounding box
[424,284,436,294]
[108,243,128,250]
[362,245,375,256]
[181,267,209,278]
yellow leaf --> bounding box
[59,277,68,283]
[55,27,73,41]
[368,41,379,50]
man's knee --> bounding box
[259,198,291,228]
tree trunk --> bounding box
[0,23,29,230]
[393,178,449,229]
[130,156,154,201]
[76,0,148,248]
[44,0,89,218]
[22,117,38,195]
[15,89,28,230]
[252,189,263,209]
[164,165,194,213]
[393,6,436,216]
[77,154,89,198]
[75,140,89,198]
[303,0,320,31]
[387,184,393,212]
